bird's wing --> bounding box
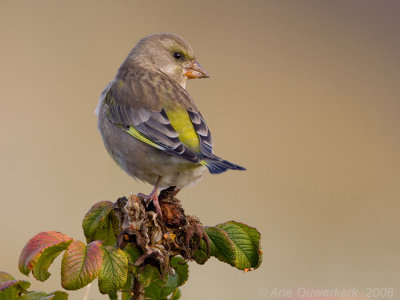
[102,75,246,173]
[102,77,204,164]
[187,110,213,156]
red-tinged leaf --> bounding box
[0,279,30,300]
[61,240,103,290]
[18,231,73,281]
[0,279,30,292]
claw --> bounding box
[139,176,162,216]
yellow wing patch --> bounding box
[119,125,164,150]
[164,104,200,152]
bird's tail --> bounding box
[201,156,246,174]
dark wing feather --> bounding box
[187,110,213,156]
[103,77,201,164]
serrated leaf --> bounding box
[194,221,262,271]
[82,201,117,246]
[18,232,73,281]
[61,240,103,290]
[98,246,128,295]
[205,227,236,265]
[19,290,68,300]
[160,257,188,298]
[216,221,262,270]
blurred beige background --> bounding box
[1,1,400,299]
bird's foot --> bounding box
[138,190,162,217]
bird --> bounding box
[96,33,245,214]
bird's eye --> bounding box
[173,52,182,60]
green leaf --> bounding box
[124,244,141,272]
[121,272,132,300]
[19,291,68,300]
[42,291,68,300]
[0,285,18,300]
[216,221,262,270]
[160,257,188,298]
[18,232,73,281]
[121,292,131,300]
[0,278,30,300]
[169,288,181,300]
[106,291,118,300]
[0,280,30,292]
[61,240,103,290]
[205,227,236,265]
[191,239,210,265]
[98,246,128,295]
[194,221,262,271]
[121,291,131,300]
[143,257,188,300]
[144,277,165,300]
[82,201,117,246]
[138,264,166,299]
[124,244,141,264]
[18,291,47,299]
[139,265,161,288]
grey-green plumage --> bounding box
[96,33,245,195]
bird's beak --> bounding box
[184,60,210,79]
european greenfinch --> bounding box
[96,33,245,214]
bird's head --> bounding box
[128,33,209,88]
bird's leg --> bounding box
[138,176,162,216]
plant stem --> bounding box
[131,275,144,300]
